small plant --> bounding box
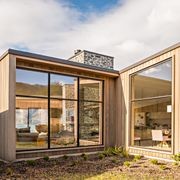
[27,160,36,166]
[150,159,158,165]
[71,160,78,166]
[81,153,88,161]
[112,158,118,163]
[43,155,49,161]
[172,153,180,162]
[6,167,13,176]
[121,149,129,158]
[103,146,123,157]
[63,155,68,160]
[98,153,105,160]
[159,164,166,170]
[133,155,142,162]
[123,161,131,167]
[173,161,179,166]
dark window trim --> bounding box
[48,73,50,149]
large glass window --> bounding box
[79,79,103,146]
[130,59,172,151]
[16,69,103,150]
[16,69,48,150]
[50,74,78,148]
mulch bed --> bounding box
[0,154,180,179]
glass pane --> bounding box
[16,69,48,97]
[131,60,172,99]
[50,100,77,148]
[50,74,77,99]
[16,97,48,150]
[79,78,103,101]
[131,97,171,151]
[79,102,102,146]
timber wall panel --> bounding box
[104,77,117,147]
[174,48,180,154]
[0,55,16,161]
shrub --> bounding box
[123,161,131,167]
[112,158,118,163]
[6,167,13,176]
[159,165,166,170]
[98,153,105,160]
[150,159,158,165]
[71,160,78,166]
[173,162,179,166]
[63,155,68,160]
[103,146,123,157]
[43,155,49,161]
[27,160,36,166]
[121,149,129,158]
[133,155,142,162]
[172,153,180,162]
[81,153,88,161]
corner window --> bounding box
[130,59,172,151]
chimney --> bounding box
[69,50,114,69]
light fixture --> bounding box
[167,105,172,113]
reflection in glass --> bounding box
[132,60,171,99]
[16,97,48,150]
[131,60,172,151]
[16,68,104,150]
[50,100,77,148]
[131,97,171,150]
[79,79,102,101]
[50,74,77,99]
[79,102,102,146]
[16,69,48,97]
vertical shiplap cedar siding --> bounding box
[0,54,16,161]
[117,44,180,158]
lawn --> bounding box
[0,149,180,180]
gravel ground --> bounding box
[0,154,180,180]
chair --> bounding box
[151,130,171,147]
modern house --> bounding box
[0,42,180,161]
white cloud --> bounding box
[0,0,179,70]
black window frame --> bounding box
[16,67,104,152]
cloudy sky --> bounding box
[0,0,179,70]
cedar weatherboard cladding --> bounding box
[0,54,16,161]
